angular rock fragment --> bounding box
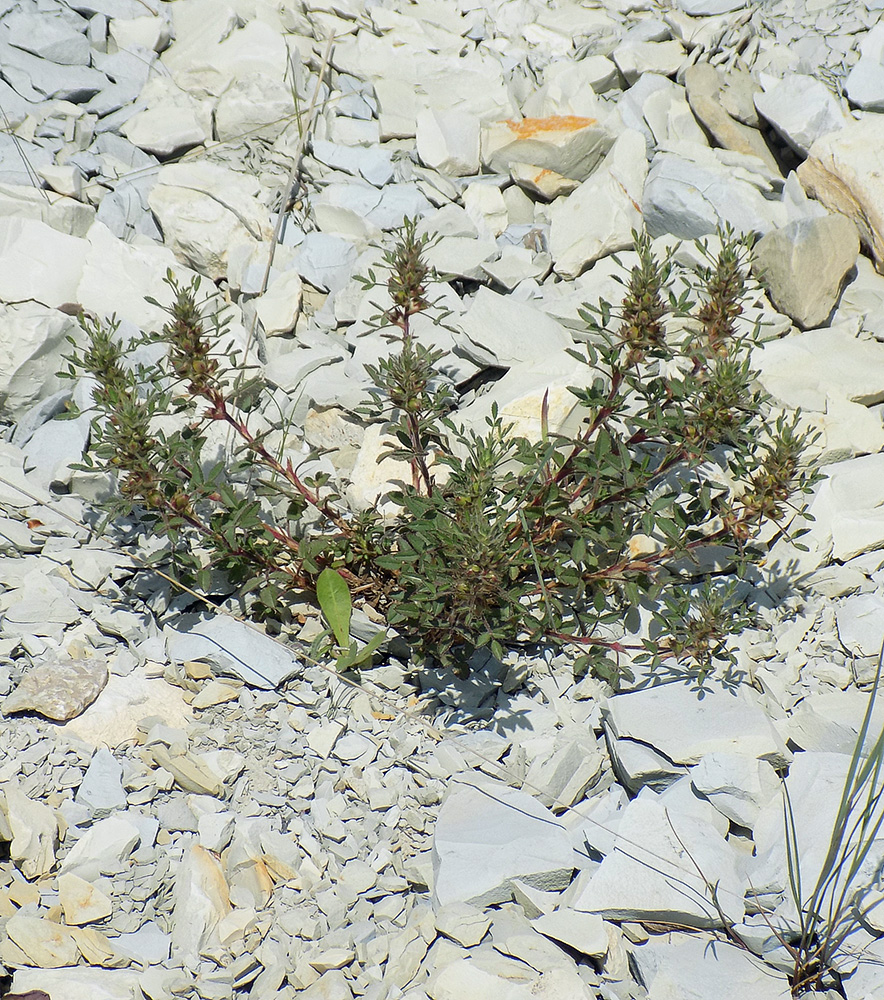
[482,115,613,181]
[798,117,884,273]
[432,776,574,908]
[752,214,859,329]
[0,781,58,878]
[2,658,108,721]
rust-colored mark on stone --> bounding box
[503,115,597,138]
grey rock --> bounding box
[165,613,302,689]
[21,413,90,489]
[684,62,779,173]
[570,783,746,927]
[835,591,884,657]
[75,747,127,818]
[690,752,781,829]
[752,215,859,329]
[0,39,107,102]
[60,815,141,881]
[643,144,783,240]
[634,935,790,999]
[2,657,108,721]
[6,8,91,65]
[113,921,173,965]
[432,776,574,908]
[754,73,849,156]
[603,681,791,769]
[0,133,53,186]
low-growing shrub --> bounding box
[62,223,815,683]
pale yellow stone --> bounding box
[58,872,113,926]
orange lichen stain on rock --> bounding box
[503,115,597,138]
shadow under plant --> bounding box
[61,223,816,685]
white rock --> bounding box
[456,286,573,368]
[771,452,884,567]
[10,967,142,1000]
[4,914,79,968]
[0,780,57,878]
[60,665,194,749]
[753,324,884,412]
[510,163,579,201]
[462,182,508,239]
[256,269,303,335]
[432,776,574,908]
[416,109,480,176]
[58,872,113,925]
[165,16,287,97]
[0,217,86,307]
[845,51,884,112]
[754,73,849,156]
[674,0,748,11]
[836,592,884,657]
[798,117,884,273]
[37,163,83,199]
[214,71,296,143]
[571,786,747,927]
[60,817,140,885]
[171,844,231,964]
[604,681,791,768]
[108,14,172,52]
[434,902,491,947]
[549,129,647,278]
[122,104,207,157]
[643,142,784,239]
[426,959,532,1000]
[532,909,608,958]
[424,235,499,280]
[148,162,272,279]
[690,752,781,829]
[612,39,685,87]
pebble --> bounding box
[2,0,884,998]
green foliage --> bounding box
[61,225,817,684]
[316,567,352,649]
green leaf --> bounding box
[335,630,386,672]
[316,567,351,649]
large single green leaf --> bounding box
[316,567,351,649]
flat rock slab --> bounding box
[165,613,302,689]
[10,967,142,1000]
[2,658,107,721]
[835,591,884,657]
[570,787,747,927]
[432,776,574,908]
[635,936,791,1000]
[752,214,859,329]
[603,682,790,768]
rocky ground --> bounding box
[3,0,884,998]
